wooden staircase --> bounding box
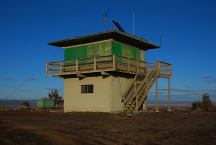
[122,63,159,112]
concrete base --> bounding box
[64,76,133,112]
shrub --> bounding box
[48,89,63,108]
[0,104,13,111]
[192,93,214,111]
[192,101,202,110]
[202,93,213,111]
[21,101,30,107]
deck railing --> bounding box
[46,55,172,78]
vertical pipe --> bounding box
[155,78,159,112]
[168,78,171,112]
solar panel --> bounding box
[111,20,125,32]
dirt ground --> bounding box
[0,110,216,145]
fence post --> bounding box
[94,57,96,71]
[46,64,48,75]
[76,59,79,72]
[127,58,130,72]
[136,60,139,74]
[60,63,63,74]
[113,55,116,71]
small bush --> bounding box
[48,89,63,108]
[0,104,13,111]
[192,93,214,111]
[192,101,202,110]
[202,93,213,111]
[21,101,30,107]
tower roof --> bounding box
[49,31,159,50]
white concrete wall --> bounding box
[64,76,133,112]
[64,76,112,112]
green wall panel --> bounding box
[64,40,144,64]
[112,41,142,62]
[112,41,122,56]
[87,41,112,57]
[64,45,87,60]
[64,41,112,61]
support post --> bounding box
[168,78,171,112]
[169,64,172,77]
[60,63,62,74]
[94,57,96,71]
[113,55,116,71]
[46,64,48,75]
[155,78,159,112]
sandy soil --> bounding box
[0,110,216,145]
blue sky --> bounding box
[0,0,215,101]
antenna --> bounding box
[160,34,162,47]
[133,11,135,35]
[104,8,110,32]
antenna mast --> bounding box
[160,34,162,47]
[104,8,110,32]
[133,11,135,35]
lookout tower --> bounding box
[47,30,172,112]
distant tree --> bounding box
[202,93,213,111]
[21,101,30,107]
[48,89,63,108]
[192,101,202,110]
[192,93,214,111]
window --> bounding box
[81,84,94,93]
